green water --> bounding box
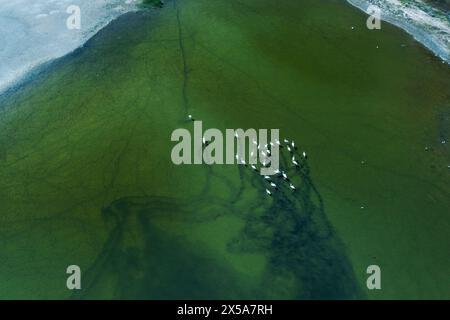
[0,0,449,299]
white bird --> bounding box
[302,151,307,159]
[235,132,239,139]
[275,140,281,146]
[251,164,257,171]
[270,182,277,189]
[287,145,292,152]
[202,137,206,145]
[264,175,271,180]
[266,189,272,196]
[267,149,271,155]
[240,159,246,165]
[235,154,239,161]
[270,142,274,147]
[289,183,296,190]
[252,140,257,145]
[274,169,281,175]
[291,141,295,148]
[292,160,299,167]
[282,171,288,180]
[284,139,289,143]
[188,114,194,121]
[250,151,254,157]
[261,151,266,157]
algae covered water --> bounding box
[0,0,449,299]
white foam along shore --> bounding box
[1,0,448,97]
[0,0,143,95]
[346,0,450,64]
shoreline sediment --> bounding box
[346,0,450,64]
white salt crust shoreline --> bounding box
[346,0,450,64]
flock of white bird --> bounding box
[188,114,308,198]
[258,137,307,197]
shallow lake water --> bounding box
[0,0,449,299]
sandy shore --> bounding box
[346,0,450,64]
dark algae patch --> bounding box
[0,0,449,299]
[141,0,165,8]
[70,154,363,299]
